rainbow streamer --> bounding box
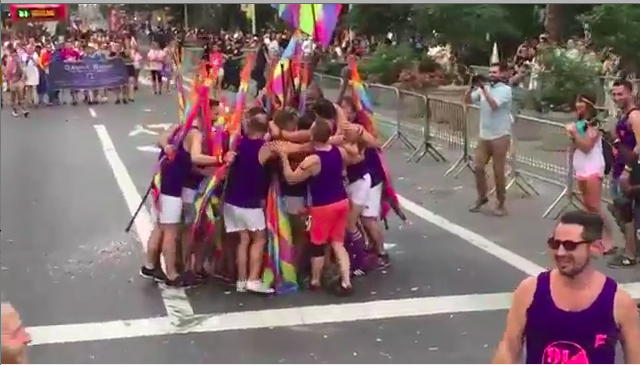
[348,58,406,223]
[192,53,255,230]
[262,180,297,293]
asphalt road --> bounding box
[1,81,637,363]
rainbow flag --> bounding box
[262,179,297,293]
[273,4,342,48]
[192,53,255,229]
[272,4,300,28]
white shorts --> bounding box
[362,183,383,218]
[223,203,266,232]
[347,173,372,207]
[152,194,184,224]
[284,196,306,215]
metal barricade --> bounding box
[399,89,445,163]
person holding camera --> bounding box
[464,63,513,217]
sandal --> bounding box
[469,197,489,213]
[607,253,637,268]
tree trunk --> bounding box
[544,4,563,43]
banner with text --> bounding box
[47,58,128,90]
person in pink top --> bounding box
[146,41,165,95]
[61,41,81,105]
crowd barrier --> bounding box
[175,46,592,219]
[313,72,610,219]
[47,58,128,90]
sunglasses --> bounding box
[547,237,591,251]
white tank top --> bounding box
[573,133,605,178]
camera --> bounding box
[470,74,486,87]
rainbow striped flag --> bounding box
[273,4,342,48]
[262,179,297,293]
[192,53,255,229]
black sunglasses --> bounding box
[547,237,591,251]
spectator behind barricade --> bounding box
[1,302,30,364]
[464,62,513,216]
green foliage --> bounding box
[418,53,439,73]
[579,4,640,72]
[533,47,602,110]
[358,43,416,84]
[348,5,413,37]
[412,4,521,50]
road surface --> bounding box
[1,81,636,363]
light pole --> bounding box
[184,4,188,29]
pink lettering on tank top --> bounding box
[542,341,589,364]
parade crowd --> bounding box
[1,16,639,364]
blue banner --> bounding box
[47,58,128,90]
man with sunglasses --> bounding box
[492,210,640,364]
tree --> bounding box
[348,4,412,38]
[544,4,563,42]
[412,4,521,65]
[580,4,640,73]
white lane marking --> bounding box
[383,242,397,250]
[93,125,194,322]
[27,292,513,346]
[137,145,161,153]
[146,123,173,130]
[396,196,640,298]
[128,124,158,137]
[89,107,97,118]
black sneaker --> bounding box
[122,99,128,105]
[115,99,121,105]
[12,110,19,117]
[139,266,167,282]
[162,273,192,288]
[72,100,78,106]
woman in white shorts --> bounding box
[566,94,614,254]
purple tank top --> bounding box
[307,147,347,207]
[160,142,192,197]
[612,111,638,179]
[524,271,619,364]
[224,137,267,208]
[364,147,384,187]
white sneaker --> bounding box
[246,280,274,294]
[236,280,247,293]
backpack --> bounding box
[602,108,640,175]
[600,132,614,176]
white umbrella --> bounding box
[490,42,499,64]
